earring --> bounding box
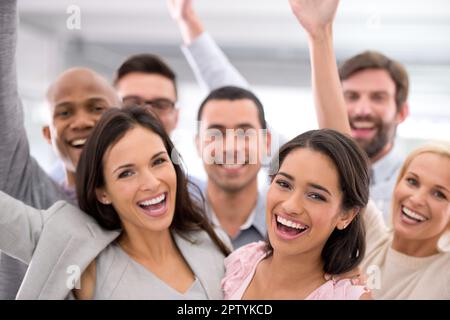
[101,199,111,205]
[338,223,347,230]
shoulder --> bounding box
[308,279,369,300]
[43,201,96,226]
[221,241,268,298]
[223,241,267,275]
[224,241,268,266]
[42,201,118,240]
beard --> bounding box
[350,115,397,160]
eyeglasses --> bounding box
[122,96,176,112]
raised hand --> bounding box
[288,0,340,38]
[289,0,351,135]
[167,0,194,22]
[167,0,203,44]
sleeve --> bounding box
[221,241,266,299]
[335,280,369,300]
[181,32,250,92]
[0,0,64,209]
[0,191,46,264]
[363,200,390,255]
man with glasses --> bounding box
[114,54,180,134]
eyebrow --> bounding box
[54,97,109,109]
[407,171,449,193]
[207,123,256,130]
[277,171,332,196]
[343,90,391,95]
[54,102,74,109]
[436,185,449,193]
[112,151,167,174]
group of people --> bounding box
[0,0,448,300]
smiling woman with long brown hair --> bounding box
[0,106,231,299]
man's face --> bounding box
[196,99,270,194]
[43,70,118,174]
[116,72,179,134]
[343,68,408,160]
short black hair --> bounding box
[196,86,267,131]
[114,53,177,98]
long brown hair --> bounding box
[76,105,230,256]
[268,129,370,275]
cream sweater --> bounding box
[361,201,450,300]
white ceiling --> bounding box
[18,0,450,63]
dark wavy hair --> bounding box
[267,129,369,275]
[76,105,230,256]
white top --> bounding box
[361,201,450,299]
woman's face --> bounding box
[266,148,357,257]
[96,126,177,233]
[392,153,450,243]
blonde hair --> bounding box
[395,142,450,187]
[393,142,450,252]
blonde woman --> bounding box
[361,144,450,299]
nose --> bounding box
[352,95,373,117]
[139,169,160,192]
[280,193,303,216]
[409,188,427,207]
[69,110,96,131]
[223,129,246,164]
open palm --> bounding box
[289,0,340,35]
[167,0,193,20]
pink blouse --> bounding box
[221,241,368,300]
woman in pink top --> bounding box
[221,0,370,300]
[222,129,371,300]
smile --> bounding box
[137,193,168,218]
[69,138,87,149]
[274,214,309,240]
[401,205,429,224]
[351,121,376,130]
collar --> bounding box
[206,192,266,238]
[371,143,404,185]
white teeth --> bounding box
[402,207,427,222]
[71,138,87,147]
[139,194,166,206]
[222,164,244,169]
[352,121,375,129]
[276,215,308,230]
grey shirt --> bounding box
[181,32,250,92]
[205,191,267,249]
[93,242,208,300]
[0,0,72,300]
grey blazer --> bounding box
[0,191,231,300]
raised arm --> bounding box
[0,0,65,208]
[0,191,45,264]
[0,0,25,188]
[167,0,249,91]
[289,0,351,135]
